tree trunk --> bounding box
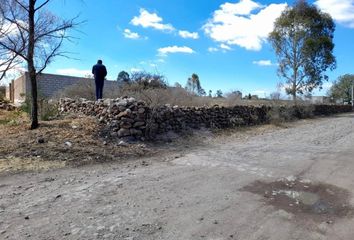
[29,71,38,129]
[28,0,38,129]
[292,85,297,102]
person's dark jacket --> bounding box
[92,63,107,81]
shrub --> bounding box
[38,99,59,121]
[130,71,167,89]
[267,103,315,125]
[19,96,59,121]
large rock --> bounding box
[117,99,128,107]
[120,122,132,129]
[130,129,143,136]
[118,128,131,137]
[133,121,145,128]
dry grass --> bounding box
[58,81,309,108]
[0,157,65,173]
[0,110,152,174]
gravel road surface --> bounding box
[1,113,354,240]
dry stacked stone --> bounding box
[59,97,353,139]
[59,97,147,138]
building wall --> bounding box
[13,75,26,103]
[35,73,116,98]
[9,73,117,102]
[5,86,10,100]
[311,96,330,104]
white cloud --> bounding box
[220,43,232,50]
[320,81,333,92]
[208,47,219,52]
[123,29,141,39]
[0,60,25,84]
[203,0,287,51]
[131,8,175,32]
[221,0,262,15]
[178,30,199,39]
[0,20,27,39]
[315,0,354,28]
[130,68,142,73]
[158,46,195,56]
[252,59,276,66]
[56,68,92,77]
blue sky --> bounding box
[42,0,354,98]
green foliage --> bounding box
[20,96,58,121]
[185,73,205,96]
[0,110,22,126]
[269,0,336,100]
[20,96,32,114]
[117,71,130,85]
[216,89,223,98]
[38,100,59,121]
[130,71,167,89]
[329,74,354,103]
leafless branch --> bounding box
[34,0,51,12]
[13,0,29,12]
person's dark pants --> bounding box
[95,79,104,100]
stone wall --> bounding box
[59,98,353,139]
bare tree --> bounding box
[270,92,281,100]
[0,0,80,129]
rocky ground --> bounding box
[0,111,354,239]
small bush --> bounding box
[0,110,23,126]
[38,99,59,121]
[19,96,59,121]
[267,103,315,125]
[130,71,167,89]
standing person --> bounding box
[92,59,107,100]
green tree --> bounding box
[216,89,223,98]
[329,74,354,104]
[0,0,79,129]
[186,73,205,96]
[130,71,167,89]
[174,82,182,88]
[117,71,130,85]
[269,0,336,101]
[208,90,212,98]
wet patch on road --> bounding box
[242,177,354,222]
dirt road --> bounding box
[1,113,354,240]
